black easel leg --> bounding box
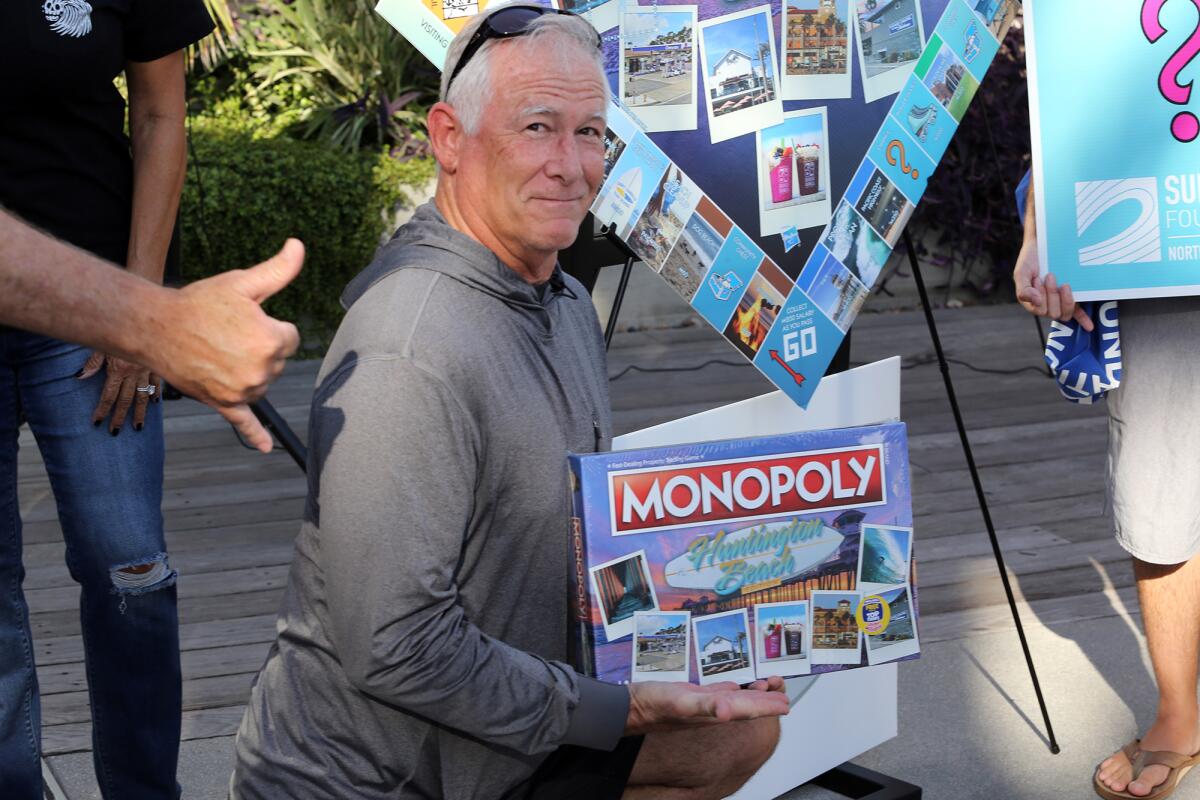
[249,398,308,473]
[604,255,635,351]
[902,230,1061,755]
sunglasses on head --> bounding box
[445,5,603,92]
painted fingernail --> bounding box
[134,423,143,432]
[93,419,102,427]
[73,369,84,378]
[110,428,120,437]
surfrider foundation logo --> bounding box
[42,0,93,38]
[1074,178,1162,266]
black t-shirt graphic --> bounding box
[0,0,213,265]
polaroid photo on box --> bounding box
[856,524,914,594]
[795,248,867,333]
[590,550,661,642]
[698,6,784,144]
[755,108,832,236]
[693,608,756,685]
[810,590,862,665]
[852,0,925,103]
[562,0,619,34]
[781,0,853,100]
[620,6,698,132]
[625,167,703,272]
[632,610,691,682]
[754,601,811,678]
[863,583,920,665]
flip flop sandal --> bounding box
[1094,740,1200,800]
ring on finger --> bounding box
[136,385,157,396]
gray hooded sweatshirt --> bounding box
[231,203,628,799]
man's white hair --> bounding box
[441,5,607,134]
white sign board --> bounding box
[614,356,902,797]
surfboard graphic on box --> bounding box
[568,423,917,685]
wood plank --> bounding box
[33,614,277,667]
[41,672,257,726]
[38,642,270,696]
[30,589,284,641]
[43,706,247,756]
[25,565,290,615]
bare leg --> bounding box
[622,717,780,800]
[1097,555,1200,796]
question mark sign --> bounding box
[886,139,920,180]
[1142,0,1200,143]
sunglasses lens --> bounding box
[489,6,546,35]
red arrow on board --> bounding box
[769,350,806,385]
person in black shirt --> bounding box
[0,2,214,798]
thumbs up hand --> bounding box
[151,240,304,452]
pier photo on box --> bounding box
[590,550,661,641]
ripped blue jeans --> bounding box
[0,330,180,799]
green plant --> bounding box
[193,0,240,70]
[243,0,437,157]
[180,118,435,347]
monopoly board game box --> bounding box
[568,423,916,685]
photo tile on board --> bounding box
[934,0,998,81]
[691,226,763,329]
[822,199,892,289]
[755,108,833,236]
[795,247,868,332]
[626,168,704,272]
[722,259,792,360]
[866,114,936,205]
[660,205,727,301]
[853,165,916,247]
[781,0,852,101]
[751,284,845,408]
[852,0,926,103]
[891,74,957,163]
[592,131,672,232]
[971,0,1018,42]
[913,33,980,124]
[620,6,699,132]
[697,6,785,143]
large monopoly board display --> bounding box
[568,423,917,685]
[1027,0,1200,300]
[376,0,1019,406]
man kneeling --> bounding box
[229,7,788,799]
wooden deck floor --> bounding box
[20,302,1115,766]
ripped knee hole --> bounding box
[110,555,175,593]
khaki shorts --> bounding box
[1107,296,1200,564]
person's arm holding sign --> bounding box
[0,209,302,452]
[1013,172,1095,331]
